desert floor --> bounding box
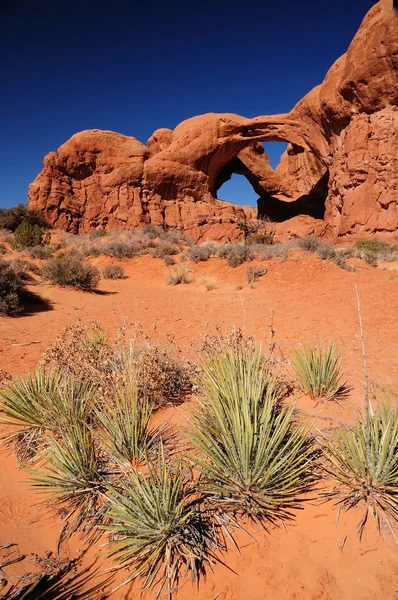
[1,252,398,599]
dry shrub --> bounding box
[198,274,217,291]
[102,264,125,280]
[0,258,27,316]
[186,243,217,263]
[225,244,253,267]
[166,263,192,285]
[135,342,192,407]
[152,244,179,259]
[42,256,100,290]
[247,265,267,284]
[163,255,175,266]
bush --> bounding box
[0,204,50,233]
[323,400,398,539]
[292,341,348,401]
[187,347,316,521]
[297,236,323,252]
[163,255,175,266]
[251,242,289,261]
[166,263,192,285]
[41,256,101,290]
[247,265,267,284]
[102,265,125,280]
[354,240,396,254]
[186,244,216,263]
[13,221,45,248]
[151,244,179,259]
[28,244,54,259]
[0,259,26,316]
[216,243,233,259]
[101,240,141,259]
[226,244,253,267]
[198,274,217,291]
[10,258,40,278]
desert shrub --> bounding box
[0,369,94,465]
[13,221,45,248]
[216,243,233,259]
[0,204,49,232]
[101,240,141,259]
[198,274,217,291]
[297,236,323,252]
[163,255,175,266]
[187,347,316,522]
[41,322,116,397]
[41,256,100,290]
[315,244,354,271]
[10,258,40,278]
[0,258,26,316]
[247,265,267,284]
[251,242,289,261]
[135,342,192,407]
[226,244,253,267]
[322,400,398,539]
[186,244,215,263]
[102,265,125,280]
[30,423,108,541]
[151,244,179,259]
[105,454,225,599]
[28,244,54,259]
[354,240,396,254]
[166,263,192,285]
[292,341,348,401]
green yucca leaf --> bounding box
[93,376,165,466]
[0,369,95,464]
[187,347,317,524]
[104,450,226,599]
[29,423,109,541]
[292,341,348,401]
[323,400,398,540]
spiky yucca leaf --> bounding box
[105,453,226,599]
[323,400,398,539]
[29,423,108,540]
[188,348,316,523]
[291,341,348,401]
[93,376,164,466]
[0,369,95,464]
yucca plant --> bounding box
[0,369,95,464]
[291,341,348,401]
[322,400,398,540]
[29,423,109,541]
[105,452,226,599]
[93,375,165,467]
[188,347,316,524]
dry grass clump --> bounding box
[292,341,348,402]
[322,400,398,539]
[198,274,217,291]
[9,257,40,278]
[151,243,179,259]
[250,241,290,261]
[102,264,125,279]
[28,244,55,259]
[41,256,100,290]
[166,262,192,285]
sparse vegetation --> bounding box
[186,243,217,263]
[323,400,398,539]
[41,256,101,290]
[151,243,179,259]
[166,262,192,285]
[102,264,125,279]
[246,265,267,284]
[292,341,348,401]
[225,244,253,267]
[187,347,316,522]
[0,204,49,232]
[0,258,27,316]
[28,244,54,259]
[198,274,218,291]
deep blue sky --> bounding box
[1,0,375,209]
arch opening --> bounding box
[214,141,329,222]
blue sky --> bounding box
[1,0,375,209]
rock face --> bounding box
[28,1,398,242]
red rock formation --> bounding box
[28,1,398,242]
